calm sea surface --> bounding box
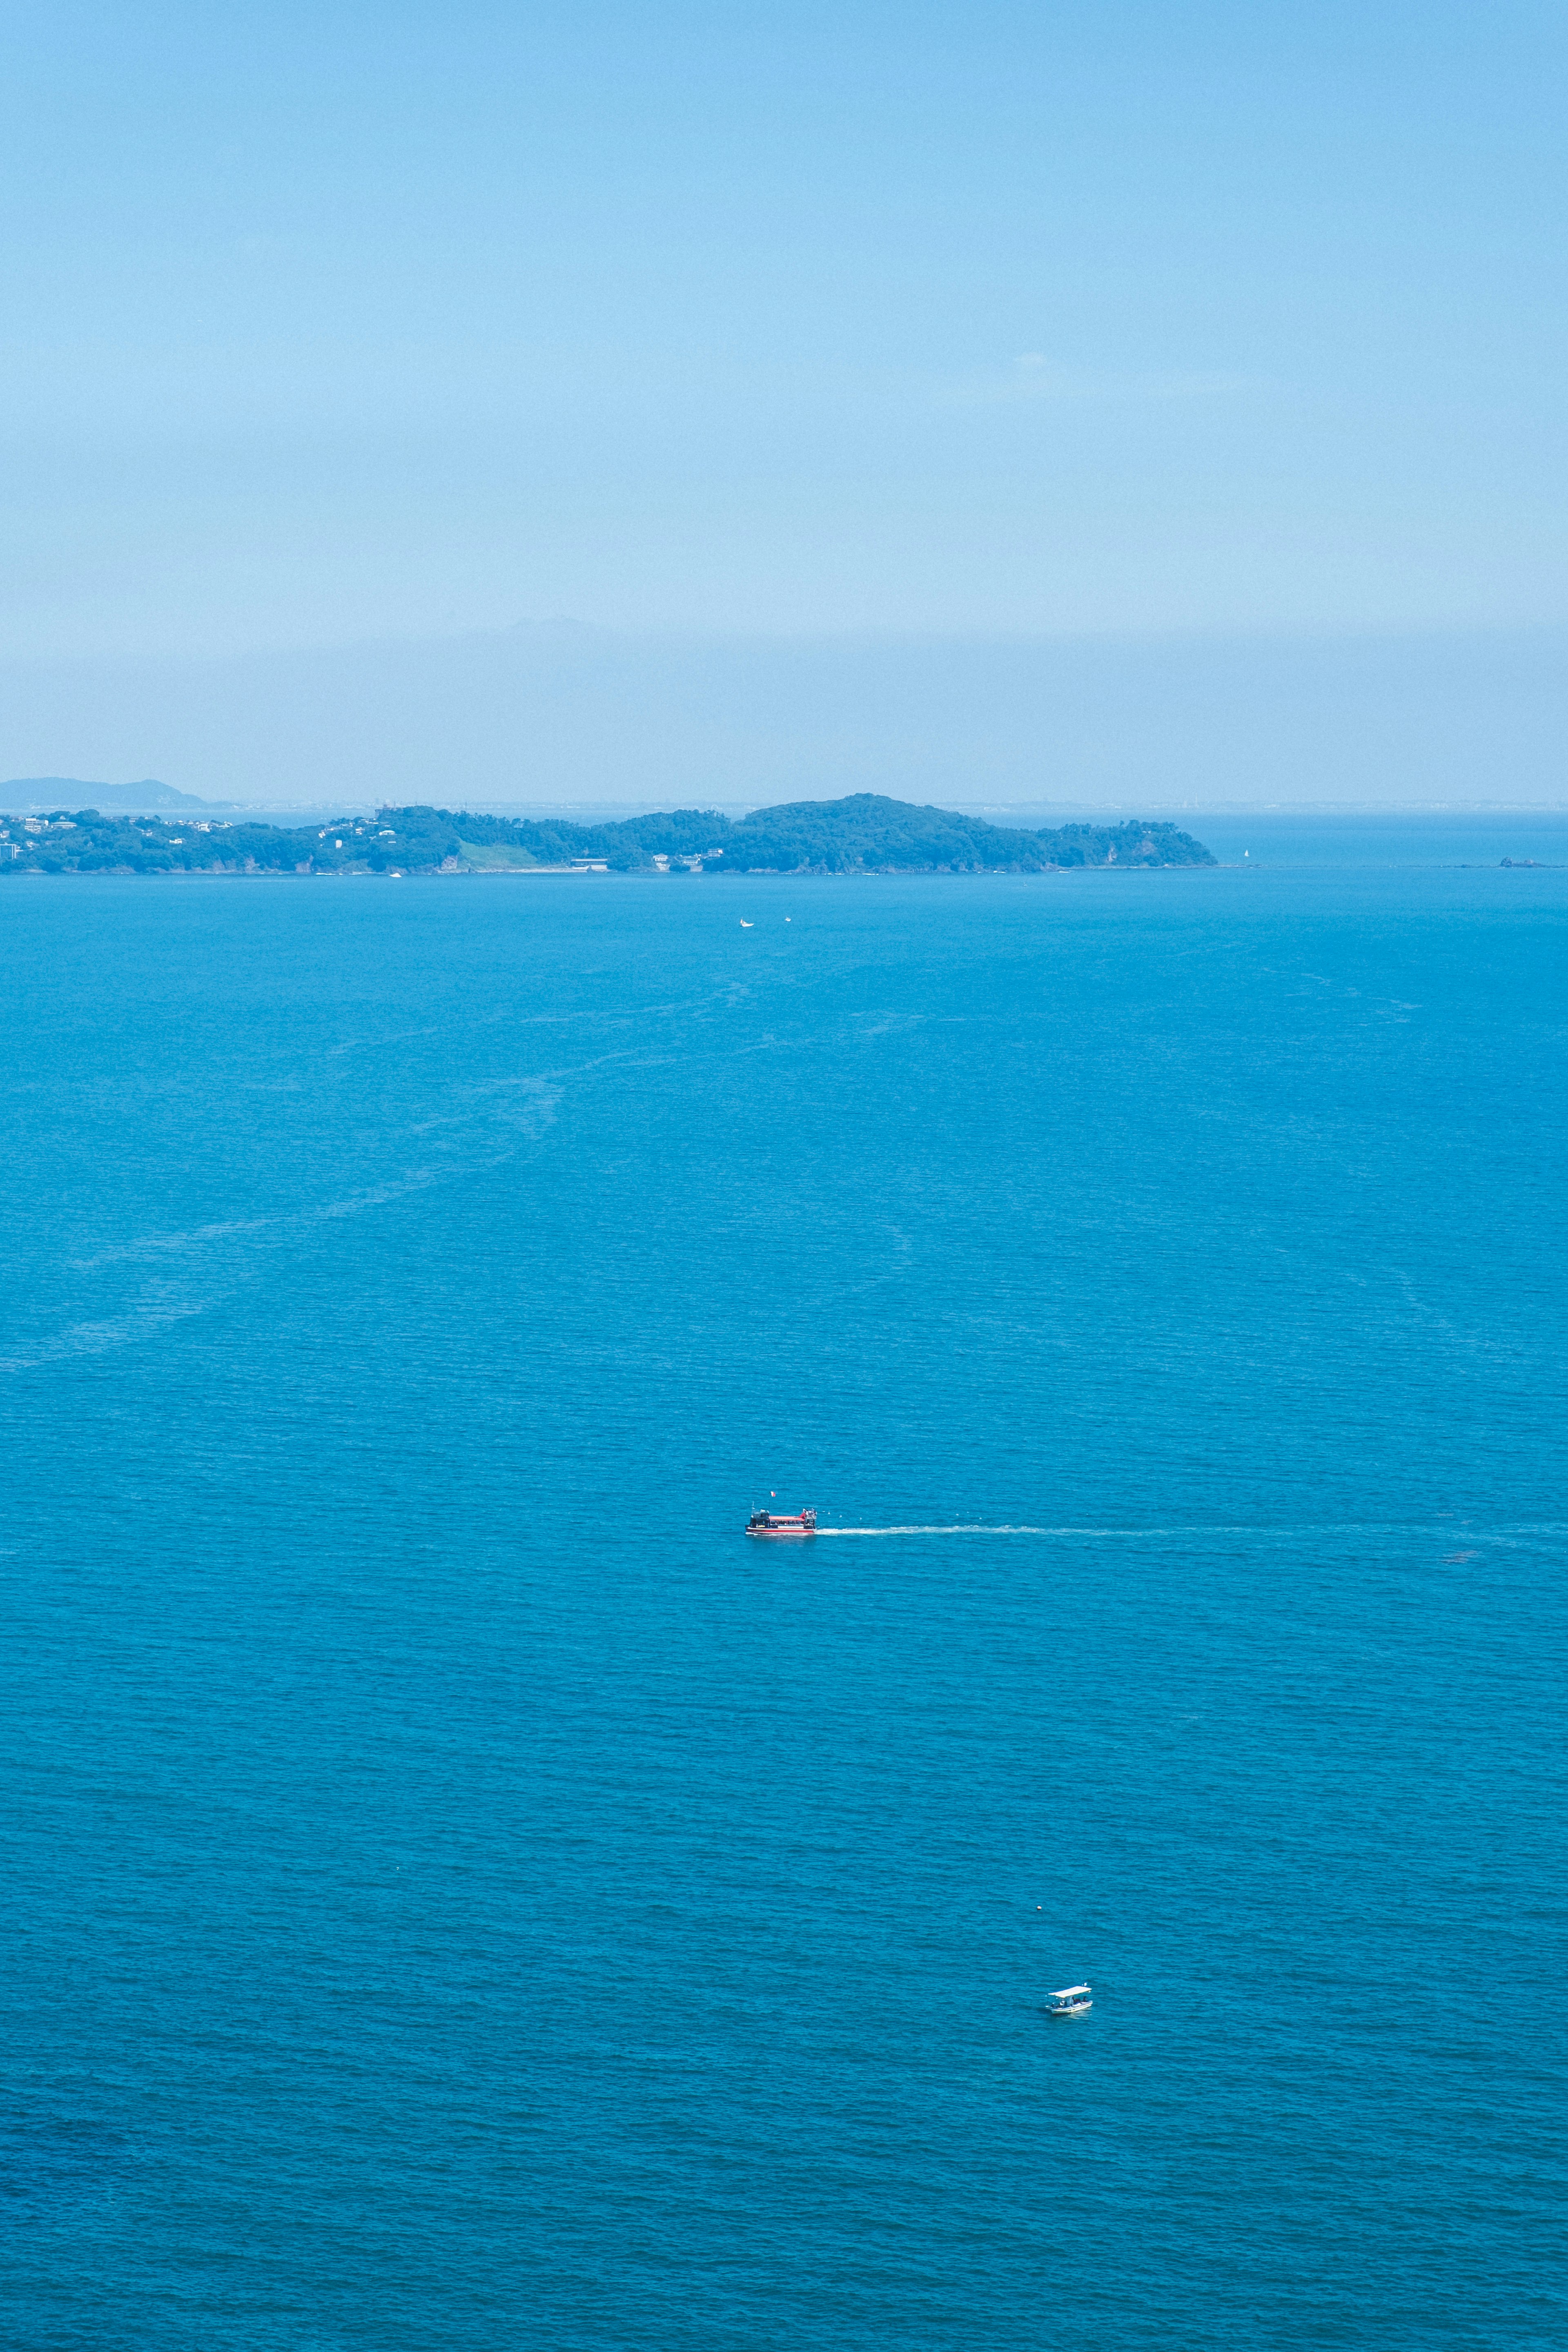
[1,831,1564,2348]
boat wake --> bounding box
[816,1524,1059,1535]
[814,1521,1568,1540]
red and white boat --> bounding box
[745,1506,817,1539]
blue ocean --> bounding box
[1,827,1563,2349]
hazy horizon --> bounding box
[4,618,1565,813]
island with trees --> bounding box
[0,793,1215,876]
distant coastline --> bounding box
[0,793,1216,877]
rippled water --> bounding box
[1,846,1563,2347]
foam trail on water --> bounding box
[819,1525,1062,1535]
[815,1521,1568,1539]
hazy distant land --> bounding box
[0,776,212,813]
[0,794,1215,876]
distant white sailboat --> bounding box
[1047,1982,1092,2016]
[739,920,753,928]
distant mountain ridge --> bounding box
[0,793,1215,875]
[0,777,212,811]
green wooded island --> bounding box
[0,794,1215,876]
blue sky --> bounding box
[4,0,1565,662]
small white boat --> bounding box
[739,920,753,928]
[1047,1982,1092,2016]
